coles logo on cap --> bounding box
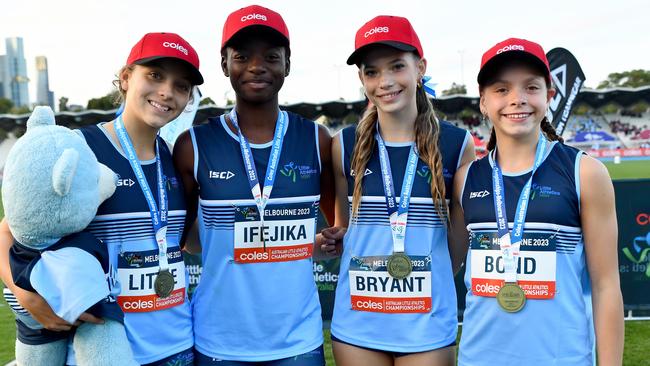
[241,13,267,22]
[496,44,525,54]
[163,42,188,56]
[364,26,389,38]
[222,5,289,49]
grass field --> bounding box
[604,159,650,180]
[1,302,648,366]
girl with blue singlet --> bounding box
[451,37,624,366]
[173,5,335,366]
[0,32,204,366]
[323,15,475,366]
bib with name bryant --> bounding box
[331,122,470,353]
[189,112,323,361]
[459,142,594,366]
[80,124,192,365]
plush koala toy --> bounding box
[2,106,137,366]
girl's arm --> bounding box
[316,132,348,259]
[448,138,475,274]
[579,155,624,366]
[318,124,335,226]
[0,219,100,330]
[173,130,201,254]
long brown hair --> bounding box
[350,84,448,220]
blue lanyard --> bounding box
[490,132,547,282]
[375,124,419,253]
[114,116,169,271]
[229,108,287,232]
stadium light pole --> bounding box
[458,49,465,87]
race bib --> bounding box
[349,255,432,313]
[470,231,557,299]
[116,248,186,313]
[233,202,316,263]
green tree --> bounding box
[599,102,620,114]
[0,98,13,114]
[597,69,650,89]
[442,83,467,96]
[199,97,216,106]
[573,103,591,116]
[59,96,69,112]
[87,91,119,110]
[9,106,31,114]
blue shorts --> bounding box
[331,335,455,357]
[194,345,325,366]
[142,347,194,366]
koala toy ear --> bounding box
[52,148,79,197]
[98,163,118,203]
[27,106,56,130]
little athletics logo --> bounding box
[280,161,317,182]
[416,166,431,183]
[313,261,339,291]
[530,183,560,200]
[621,232,650,277]
[416,166,452,183]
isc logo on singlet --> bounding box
[209,171,235,180]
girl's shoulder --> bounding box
[439,120,469,141]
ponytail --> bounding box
[540,117,564,143]
[350,85,448,221]
[350,106,378,218]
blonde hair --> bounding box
[350,85,448,220]
[112,65,134,105]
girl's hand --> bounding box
[15,289,73,331]
[320,227,346,257]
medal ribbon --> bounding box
[228,108,287,245]
[375,124,419,253]
[115,116,169,272]
[490,132,547,283]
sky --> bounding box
[2,0,647,108]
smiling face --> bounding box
[120,59,193,131]
[480,63,555,142]
[221,35,290,105]
[358,46,425,118]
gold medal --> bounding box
[496,282,526,312]
[387,253,412,279]
[154,270,174,298]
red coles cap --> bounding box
[477,38,550,85]
[127,32,203,85]
[221,5,290,50]
[347,15,423,66]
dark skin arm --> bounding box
[317,124,335,226]
[313,124,338,259]
[172,130,201,253]
[319,131,348,258]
